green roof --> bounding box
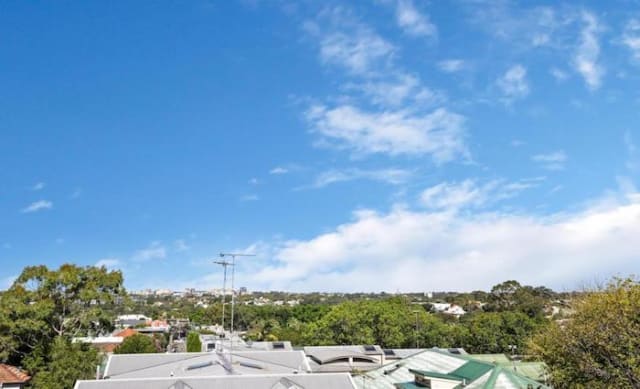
[408,369,463,382]
[450,361,494,381]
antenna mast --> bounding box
[218,253,255,339]
[213,259,233,333]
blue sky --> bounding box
[1,0,639,292]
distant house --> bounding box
[115,314,150,328]
[72,336,123,353]
[431,303,466,317]
[0,364,31,389]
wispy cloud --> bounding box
[307,105,467,162]
[174,239,191,252]
[31,182,45,191]
[269,167,289,175]
[622,19,640,62]
[549,67,569,81]
[345,73,442,108]
[132,242,166,262]
[573,11,603,90]
[394,0,436,38]
[310,168,412,188]
[95,258,121,270]
[532,150,568,170]
[312,19,394,76]
[420,178,540,210]
[437,59,465,73]
[70,188,82,199]
[497,64,529,101]
[21,200,53,213]
[248,178,260,185]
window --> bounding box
[272,342,285,349]
[363,345,377,352]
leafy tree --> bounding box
[529,278,640,387]
[114,334,157,354]
[186,332,202,352]
[0,264,125,366]
[460,311,542,354]
[30,337,100,389]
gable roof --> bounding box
[355,349,551,389]
[74,373,356,389]
[0,364,31,384]
[104,351,311,379]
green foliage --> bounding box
[114,334,157,354]
[30,337,100,389]
[186,332,202,352]
[529,278,640,387]
[0,264,124,387]
[460,311,542,353]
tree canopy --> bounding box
[114,334,157,354]
[529,278,640,387]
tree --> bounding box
[186,332,202,352]
[460,311,542,354]
[0,264,125,386]
[529,278,640,387]
[114,334,157,354]
[30,337,100,389]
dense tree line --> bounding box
[2,264,639,387]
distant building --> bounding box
[0,364,30,389]
[72,336,123,353]
[115,314,150,327]
[431,303,466,317]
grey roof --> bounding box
[303,345,386,373]
[75,373,356,389]
[104,351,311,379]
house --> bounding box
[354,349,550,389]
[72,336,123,353]
[74,373,357,389]
[115,314,150,328]
[431,303,467,317]
[102,350,312,378]
[0,364,31,389]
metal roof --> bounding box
[104,351,311,379]
[75,373,357,389]
[354,349,551,389]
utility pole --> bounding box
[412,310,420,348]
[213,259,233,333]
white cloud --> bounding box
[269,167,289,175]
[31,182,45,191]
[437,59,465,73]
[21,200,53,213]
[248,178,259,185]
[497,65,529,101]
[346,73,441,108]
[319,27,394,76]
[95,258,121,270]
[310,168,412,188]
[243,191,640,292]
[532,150,568,170]
[550,67,569,81]
[573,11,603,90]
[132,242,166,262]
[306,105,467,162]
[174,239,191,252]
[622,19,640,62]
[420,179,541,210]
[395,0,437,37]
